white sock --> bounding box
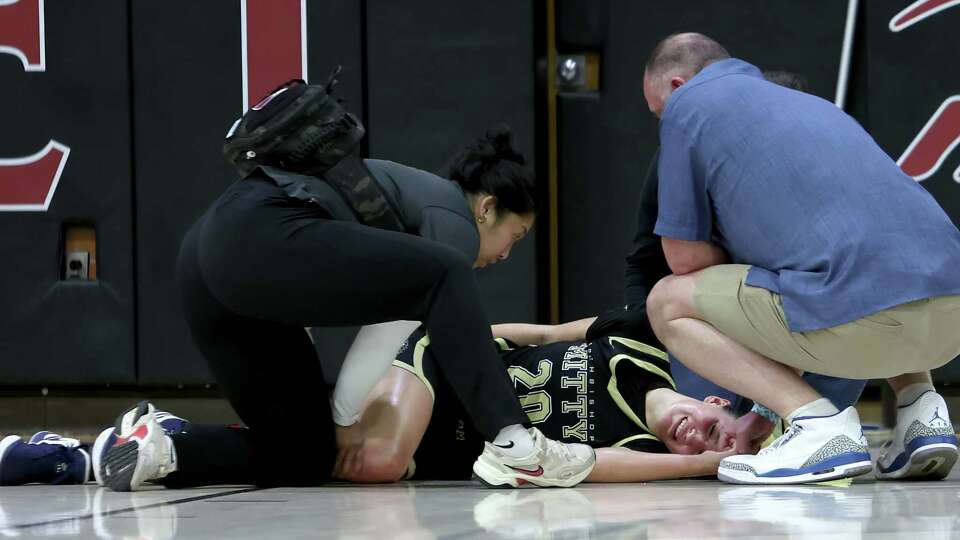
[492,424,534,457]
[896,382,935,407]
[786,398,840,424]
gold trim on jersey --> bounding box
[391,334,435,402]
[607,336,675,389]
[606,336,675,438]
[494,337,514,352]
[608,336,670,366]
[612,433,660,448]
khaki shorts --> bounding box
[693,264,960,379]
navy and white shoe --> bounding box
[718,406,873,485]
[0,433,90,485]
[99,401,178,492]
[876,390,958,480]
[28,431,82,446]
[92,407,187,486]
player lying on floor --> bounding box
[0,309,737,487]
[333,307,738,484]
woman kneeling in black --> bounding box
[98,78,594,491]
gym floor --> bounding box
[2,453,957,539]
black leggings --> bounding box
[173,176,526,487]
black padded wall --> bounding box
[132,1,363,385]
[365,0,539,324]
[864,1,960,380]
[130,0,238,386]
[0,0,135,384]
[866,0,960,225]
[6,1,955,389]
[555,0,851,321]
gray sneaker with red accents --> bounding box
[472,427,595,488]
[100,401,178,492]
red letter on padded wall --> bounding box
[897,97,960,184]
[0,0,70,211]
[0,0,43,70]
[0,141,70,211]
[889,0,960,32]
[241,0,307,112]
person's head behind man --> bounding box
[643,32,730,117]
[761,70,808,93]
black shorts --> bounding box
[392,346,484,480]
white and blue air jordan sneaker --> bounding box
[718,406,873,484]
[876,390,958,480]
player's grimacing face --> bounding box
[660,398,736,455]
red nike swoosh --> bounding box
[507,465,545,477]
[112,424,149,447]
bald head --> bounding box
[646,32,730,80]
[642,32,730,117]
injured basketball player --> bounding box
[332,306,739,485]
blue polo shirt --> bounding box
[654,58,960,332]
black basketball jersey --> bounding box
[397,328,674,454]
[493,335,673,453]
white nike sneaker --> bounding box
[100,401,178,492]
[718,406,873,485]
[472,427,595,488]
[876,390,958,480]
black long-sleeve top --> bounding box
[585,149,670,349]
[623,148,671,308]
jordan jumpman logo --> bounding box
[929,407,948,427]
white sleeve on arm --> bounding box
[331,320,422,426]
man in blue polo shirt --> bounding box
[642,32,960,485]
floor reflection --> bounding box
[468,480,960,540]
[0,479,958,539]
[0,485,93,537]
[0,485,194,539]
[91,488,179,539]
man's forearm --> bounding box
[661,237,729,275]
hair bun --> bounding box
[484,124,525,166]
[438,124,536,216]
[456,124,524,180]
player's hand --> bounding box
[334,424,366,478]
[695,448,738,475]
[725,412,775,454]
[334,444,363,479]
[335,423,365,448]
